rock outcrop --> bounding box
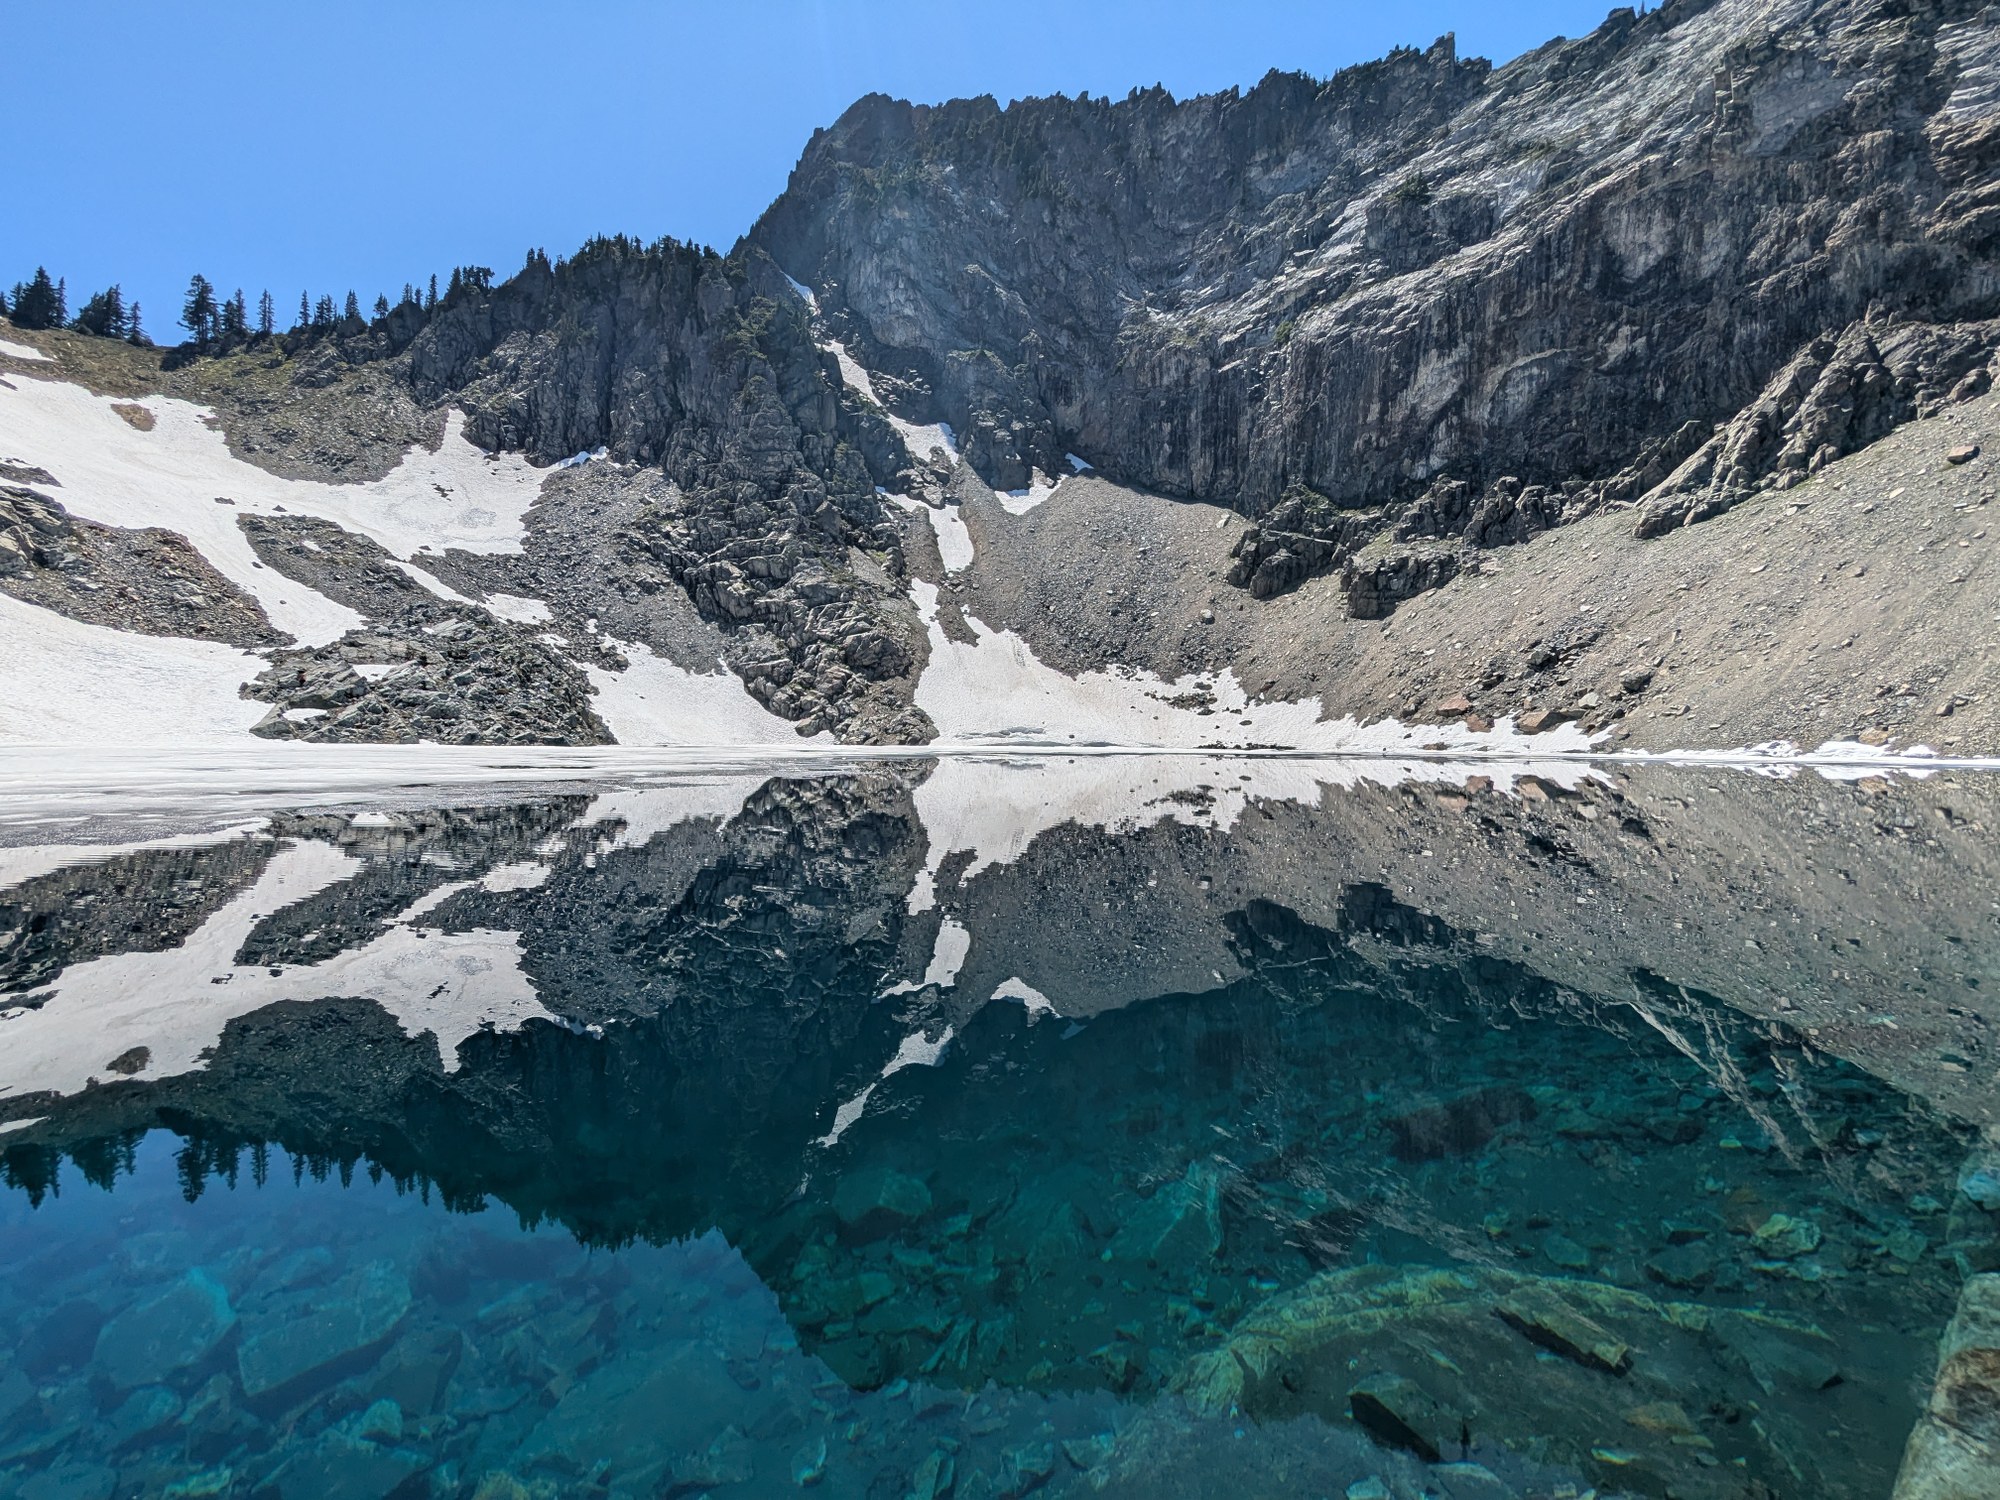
[243,603,611,745]
[752,0,2000,611]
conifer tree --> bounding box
[9,267,65,330]
[128,302,145,345]
[257,290,275,336]
[426,273,437,311]
[181,274,218,349]
[298,291,310,331]
[72,285,128,339]
[343,290,359,323]
[313,294,335,329]
[372,293,389,319]
[220,288,248,343]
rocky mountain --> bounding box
[2,0,1998,753]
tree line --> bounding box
[4,268,149,344]
[4,257,518,357]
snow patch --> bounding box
[886,493,974,572]
[0,592,270,746]
[480,860,551,892]
[997,469,1063,516]
[583,639,832,747]
[781,272,819,311]
[388,558,477,604]
[883,916,971,994]
[0,338,49,362]
[483,593,553,625]
[0,376,546,646]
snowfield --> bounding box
[0,375,543,645]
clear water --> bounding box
[1,760,1995,1500]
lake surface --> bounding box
[2,755,1997,1500]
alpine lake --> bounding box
[2,752,1998,1500]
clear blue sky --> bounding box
[10,1,1620,335]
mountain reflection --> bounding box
[2,760,1996,1498]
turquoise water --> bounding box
[0,763,1994,1498]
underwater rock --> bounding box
[1106,1161,1225,1265]
[92,1269,236,1391]
[910,1447,955,1500]
[104,1385,182,1448]
[1893,1273,2000,1499]
[1173,1263,1873,1498]
[833,1167,933,1241]
[1750,1214,1823,1260]
[512,1340,743,1487]
[1493,1287,1630,1375]
[16,1464,116,1500]
[269,1428,426,1500]
[1347,1371,1452,1462]
[998,1439,1057,1497]
[1711,1312,1843,1396]
[22,1300,108,1380]
[237,1260,410,1403]
[1539,1233,1592,1272]
[1644,1241,1717,1291]
[667,1425,755,1492]
[1385,1087,1536,1163]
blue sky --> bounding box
[11,1,1618,335]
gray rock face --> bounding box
[751,0,2000,609]
[0,485,281,646]
[243,603,611,745]
[396,238,929,740]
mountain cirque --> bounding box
[3,0,1999,751]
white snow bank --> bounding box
[0,592,270,746]
[817,336,958,464]
[0,338,49,362]
[583,638,832,747]
[998,469,1063,516]
[483,593,553,625]
[781,272,819,311]
[909,579,1602,757]
[389,559,477,604]
[0,838,554,1100]
[0,375,546,646]
[886,492,974,572]
[992,977,1056,1018]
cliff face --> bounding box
[8,0,1998,751]
[750,0,2000,602]
[398,238,935,740]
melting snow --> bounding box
[0,375,546,645]
[483,593,553,625]
[998,468,1063,516]
[0,338,49,362]
[583,638,831,747]
[886,493,973,572]
[0,591,269,746]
